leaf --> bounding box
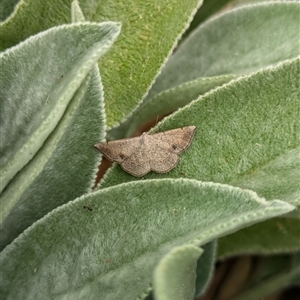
[71,0,85,23]
[181,0,232,40]
[194,242,217,297]
[0,0,20,21]
[0,0,204,127]
[140,242,217,299]
[107,74,237,140]
[150,242,217,299]
[0,22,120,193]
[0,179,295,299]
[0,20,120,249]
[218,217,300,259]
[146,2,300,100]
[99,58,299,198]
[229,148,300,205]
[153,244,203,300]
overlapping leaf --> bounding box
[0,21,120,250]
[218,217,300,259]
[0,179,294,299]
[0,22,120,193]
[109,1,299,144]
[107,75,237,140]
[154,244,203,300]
[146,2,299,100]
[0,0,203,127]
[99,58,299,199]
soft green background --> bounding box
[1,1,299,299]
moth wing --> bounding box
[94,137,141,163]
[150,149,179,173]
[147,126,196,154]
[120,148,151,177]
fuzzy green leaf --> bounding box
[0,22,120,193]
[146,2,299,100]
[71,0,85,23]
[0,0,19,21]
[0,0,203,127]
[99,57,299,204]
[218,217,300,259]
[194,242,217,297]
[0,20,120,249]
[182,0,232,39]
[229,148,300,205]
[0,179,295,300]
[107,74,237,140]
[154,244,203,300]
[0,68,103,251]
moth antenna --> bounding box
[155,115,159,127]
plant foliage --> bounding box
[0,0,299,299]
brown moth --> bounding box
[94,126,196,177]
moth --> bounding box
[94,126,196,177]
